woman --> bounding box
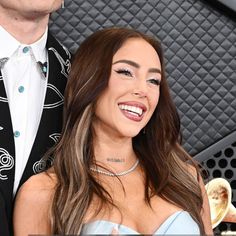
[13,27,212,235]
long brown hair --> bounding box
[49,27,205,234]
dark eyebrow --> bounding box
[113,59,161,74]
[113,59,139,68]
[148,68,161,74]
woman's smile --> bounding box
[118,101,147,122]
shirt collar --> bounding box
[0,25,20,59]
[30,28,48,63]
[0,25,48,62]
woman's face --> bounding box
[94,38,161,138]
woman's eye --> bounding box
[115,69,133,77]
[148,79,161,86]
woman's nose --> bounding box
[131,90,147,98]
[131,80,148,98]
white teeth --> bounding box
[128,111,139,117]
[119,104,143,116]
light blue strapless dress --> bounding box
[81,211,200,235]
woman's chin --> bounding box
[120,129,143,138]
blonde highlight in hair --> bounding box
[51,104,93,234]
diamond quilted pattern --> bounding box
[49,0,236,155]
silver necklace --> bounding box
[90,159,139,177]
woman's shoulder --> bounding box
[21,170,56,189]
[15,170,57,204]
[13,171,58,235]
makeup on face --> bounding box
[93,38,162,138]
[113,59,161,88]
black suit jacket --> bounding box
[0,32,71,236]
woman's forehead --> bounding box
[112,38,161,69]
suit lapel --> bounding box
[0,69,15,220]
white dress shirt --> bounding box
[0,26,48,194]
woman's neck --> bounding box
[93,135,137,172]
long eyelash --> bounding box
[149,79,161,86]
[115,69,133,77]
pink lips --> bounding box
[118,101,147,122]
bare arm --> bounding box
[13,173,55,236]
[199,175,214,235]
[187,164,213,235]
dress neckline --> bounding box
[83,210,185,234]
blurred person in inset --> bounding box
[13,27,213,235]
[0,0,71,235]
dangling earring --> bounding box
[142,127,146,135]
[61,0,65,8]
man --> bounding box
[0,1,71,235]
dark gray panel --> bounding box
[217,0,236,12]
[200,131,236,233]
